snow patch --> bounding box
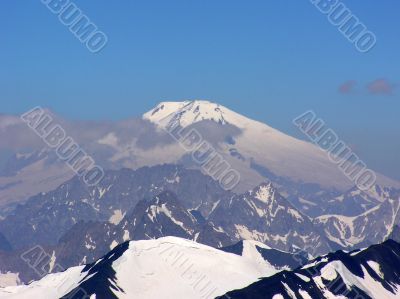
[109,209,126,225]
[0,272,20,288]
[254,184,274,203]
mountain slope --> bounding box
[219,240,309,270]
[314,197,400,250]
[2,101,399,212]
[143,100,399,192]
[117,191,233,247]
[0,164,230,250]
[0,190,234,285]
[209,183,332,255]
[219,239,400,299]
[318,185,400,217]
[54,189,234,267]
[0,237,284,299]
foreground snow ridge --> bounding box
[0,237,280,299]
[219,239,400,299]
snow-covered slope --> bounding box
[219,240,309,270]
[1,101,399,210]
[219,239,400,299]
[4,238,400,299]
[0,165,229,251]
[143,100,399,191]
[314,197,400,249]
[0,150,74,212]
[143,100,269,130]
[0,237,283,299]
[209,183,331,255]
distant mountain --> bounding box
[1,164,398,285]
[318,185,400,217]
[0,148,73,213]
[0,180,329,282]
[143,100,399,191]
[219,239,400,299]
[1,101,399,213]
[1,183,319,284]
[48,190,234,272]
[0,164,229,250]
[117,191,233,247]
[283,184,398,218]
[208,183,332,255]
[314,196,400,250]
[0,237,286,299]
[1,101,400,291]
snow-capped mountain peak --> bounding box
[143,100,263,130]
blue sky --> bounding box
[0,1,399,179]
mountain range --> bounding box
[1,101,399,215]
[0,164,398,287]
[0,100,399,298]
[2,237,400,299]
